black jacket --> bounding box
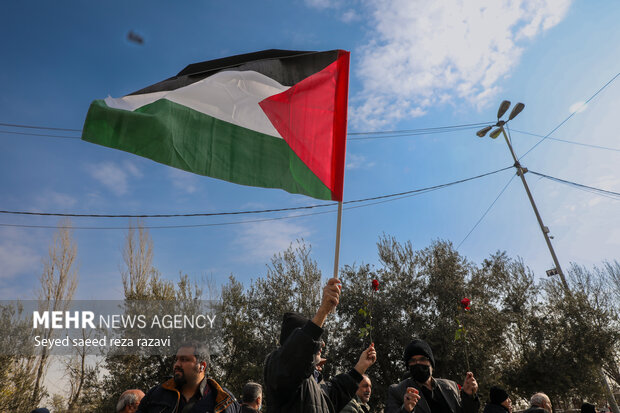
[483,403,509,413]
[523,407,546,413]
[264,320,361,413]
[385,377,480,413]
[137,377,240,413]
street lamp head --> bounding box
[476,126,492,137]
[508,102,525,120]
[497,100,511,119]
[489,128,502,139]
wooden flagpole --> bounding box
[332,201,343,279]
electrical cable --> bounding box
[456,173,516,250]
[0,122,82,132]
[1,122,493,142]
[528,170,620,200]
[519,72,619,160]
[511,129,620,153]
[0,166,512,219]
[0,167,512,230]
[0,129,81,140]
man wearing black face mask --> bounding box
[385,339,480,413]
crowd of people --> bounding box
[31,277,603,413]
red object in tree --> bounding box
[460,297,471,311]
[371,279,379,291]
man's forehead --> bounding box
[176,346,196,358]
[360,376,372,386]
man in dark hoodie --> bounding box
[385,339,480,413]
[482,386,511,413]
[264,277,377,413]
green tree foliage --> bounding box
[0,303,39,412]
[28,226,617,412]
[217,240,324,399]
[93,222,205,412]
[329,238,528,411]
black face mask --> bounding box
[409,364,431,383]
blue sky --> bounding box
[1,0,619,301]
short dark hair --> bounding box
[177,341,210,366]
[242,382,263,403]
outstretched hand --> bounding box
[403,387,420,412]
[462,371,478,395]
[354,342,377,375]
[313,278,341,327]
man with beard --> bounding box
[137,341,239,413]
[340,374,372,413]
[264,277,377,413]
[385,339,480,413]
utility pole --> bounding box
[477,101,619,413]
[497,124,570,291]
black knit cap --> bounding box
[403,339,435,368]
[581,403,596,413]
[490,386,509,405]
[280,312,309,345]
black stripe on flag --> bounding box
[129,49,340,95]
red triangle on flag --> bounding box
[259,51,349,201]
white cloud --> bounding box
[568,101,588,114]
[168,168,200,194]
[352,0,572,128]
[86,161,142,196]
[0,229,40,280]
[234,220,312,262]
[346,153,375,170]
[304,0,335,9]
[124,160,143,178]
[341,9,360,23]
[35,190,77,209]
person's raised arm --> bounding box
[312,277,341,327]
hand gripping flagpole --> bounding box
[332,201,343,279]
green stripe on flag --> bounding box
[82,99,333,200]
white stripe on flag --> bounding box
[104,71,289,138]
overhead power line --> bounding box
[456,173,516,250]
[0,122,81,132]
[1,121,493,142]
[519,71,620,160]
[511,129,620,153]
[0,129,81,140]
[0,166,513,230]
[529,170,620,200]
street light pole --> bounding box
[477,102,619,413]
[497,125,570,291]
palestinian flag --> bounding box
[82,49,350,201]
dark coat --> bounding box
[340,395,371,413]
[483,403,509,413]
[240,405,260,413]
[385,377,480,413]
[523,407,546,413]
[264,320,361,413]
[137,377,240,413]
